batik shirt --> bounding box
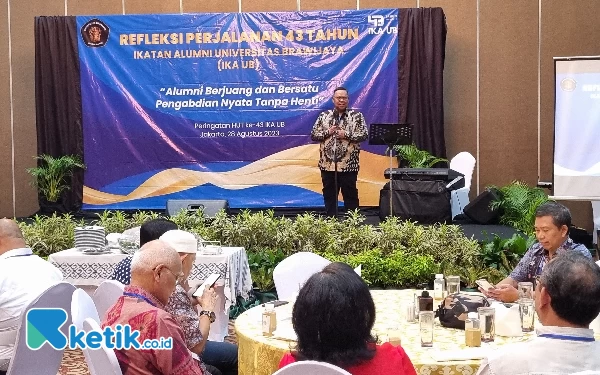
[311,109,368,172]
[509,237,591,283]
[165,283,207,371]
[102,285,204,375]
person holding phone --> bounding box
[479,202,591,303]
[160,230,237,375]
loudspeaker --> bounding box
[166,199,229,218]
[463,189,500,224]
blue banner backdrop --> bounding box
[77,10,399,209]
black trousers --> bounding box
[321,170,359,216]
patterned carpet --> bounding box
[57,320,238,375]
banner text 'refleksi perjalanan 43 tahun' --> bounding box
[78,10,399,209]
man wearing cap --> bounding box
[160,230,238,375]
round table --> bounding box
[235,289,537,375]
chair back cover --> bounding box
[7,282,76,375]
[93,280,124,321]
[273,252,331,301]
[272,361,352,375]
[82,318,123,375]
[449,151,476,190]
[71,288,101,331]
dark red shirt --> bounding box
[279,343,417,375]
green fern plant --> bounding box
[489,181,549,235]
[26,154,85,202]
[392,143,447,168]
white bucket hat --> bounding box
[159,229,197,254]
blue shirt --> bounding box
[509,237,591,283]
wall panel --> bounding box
[421,0,477,194]
[479,0,538,193]
[242,0,297,12]
[300,0,356,10]
[0,0,13,217]
[183,0,239,13]
[11,0,65,217]
[360,0,416,9]
[125,0,180,14]
[67,0,123,15]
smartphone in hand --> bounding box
[193,274,220,297]
[475,279,495,292]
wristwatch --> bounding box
[199,310,216,323]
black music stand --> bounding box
[369,123,413,217]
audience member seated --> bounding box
[278,262,417,375]
[481,201,590,302]
[111,219,178,285]
[160,230,238,375]
[102,240,205,374]
[476,252,600,374]
[0,218,63,375]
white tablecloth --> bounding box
[48,246,253,341]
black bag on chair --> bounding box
[435,293,490,329]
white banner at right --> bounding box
[553,57,600,199]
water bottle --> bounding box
[434,273,445,299]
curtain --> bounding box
[34,16,83,212]
[398,7,447,159]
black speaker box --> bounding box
[379,180,451,224]
[463,189,500,224]
[166,199,229,218]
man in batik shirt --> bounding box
[103,240,204,375]
[311,86,368,217]
[481,201,590,302]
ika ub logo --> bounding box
[367,14,398,35]
[26,308,172,350]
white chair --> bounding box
[82,318,123,375]
[449,151,476,219]
[273,252,331,301]
[71,288,101,330]
[93,280,124,321]
[272,361,352,375]
[7,282,76,375]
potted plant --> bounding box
[489,181,549,235]
[392,143,448,168]
[27,154,85,214]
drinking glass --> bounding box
[519,298,535,332]
[478,307,496,342]
[419,311,434,347]
[446,276,461,295]
[517,282,534,300]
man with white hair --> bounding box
[160,229,238,375]
[0,219,63,375]
[102,240,205,374]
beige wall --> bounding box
[1,0,599,231]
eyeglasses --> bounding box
[334,96,349,101]
[154,265,185,283]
